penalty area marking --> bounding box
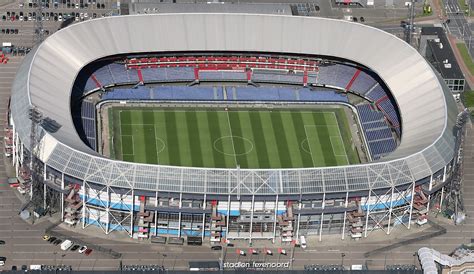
[155,137,166,154]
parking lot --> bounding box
[0,0,117,48]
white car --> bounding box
[75,3,79,8]
[60,240,73,251]
[78,246,87,253]
[84,13,88,18]
[17,187,26,194]
[58,15,62,21]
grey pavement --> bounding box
[444,0,474,56]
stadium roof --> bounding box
[9,14,458,194]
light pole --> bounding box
[161,254,166,268]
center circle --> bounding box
[213,136,254,156]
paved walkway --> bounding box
[448,34,474,89]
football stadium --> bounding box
[7,13,460,243]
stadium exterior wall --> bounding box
[8,14,460,241]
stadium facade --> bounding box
[7,14,460,243]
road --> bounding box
[444,0,474,56]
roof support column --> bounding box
[61,173,64,222]
[295,199,302,239]
[442,166,447,183]
[387,185,395,235]
[178,192,182,238]
[319,192,325,242]
[426,175,433,212]
[364,189,371,238]
[342,192,348,240]
[439,187,445,212]
[408,182,416,229]
[82,179,86,229]
[106,186,110,235]
[272,194,278,244]
[249,194,255,245]
[43,163,47,210]
[202,193,207,242]
[154,191,158,236]
[225,195,231,241]
[130,189,134,238]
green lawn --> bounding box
[109,107,359,169]
[456,43,474,75]
[462,90,474,108]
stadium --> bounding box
[7,13,460,244]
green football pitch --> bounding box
[109,107,359,168]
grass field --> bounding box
[456,43,474,75]
[109,107,359,168]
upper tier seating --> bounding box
[317,64,357,88]
[348,71,377,95]
[356,104,397,160]
[80,100,97,151]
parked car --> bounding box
[84,248,92,256]
[11,265,17,270]
[48,237,57,243]
[71,244,80,251]
[53,239,62,245]
[0,240,5,245]
[43,235,50,241]
[78,246,87,253]
[0,257,6,266]
[21,265,27,271]
[60,240,73,251]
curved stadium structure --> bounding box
[8,13,460,243]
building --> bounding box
[420,27,466,93]
[7,14,460,245]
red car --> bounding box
[84,248,93,256]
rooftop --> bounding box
[423,27,464,79]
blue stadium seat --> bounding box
[80,100,97,151]
[349,71,377,95]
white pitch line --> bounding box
[153,125,160,164]
[303,125,316,167]
[225,111,238,167]
[330,112,350,165]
